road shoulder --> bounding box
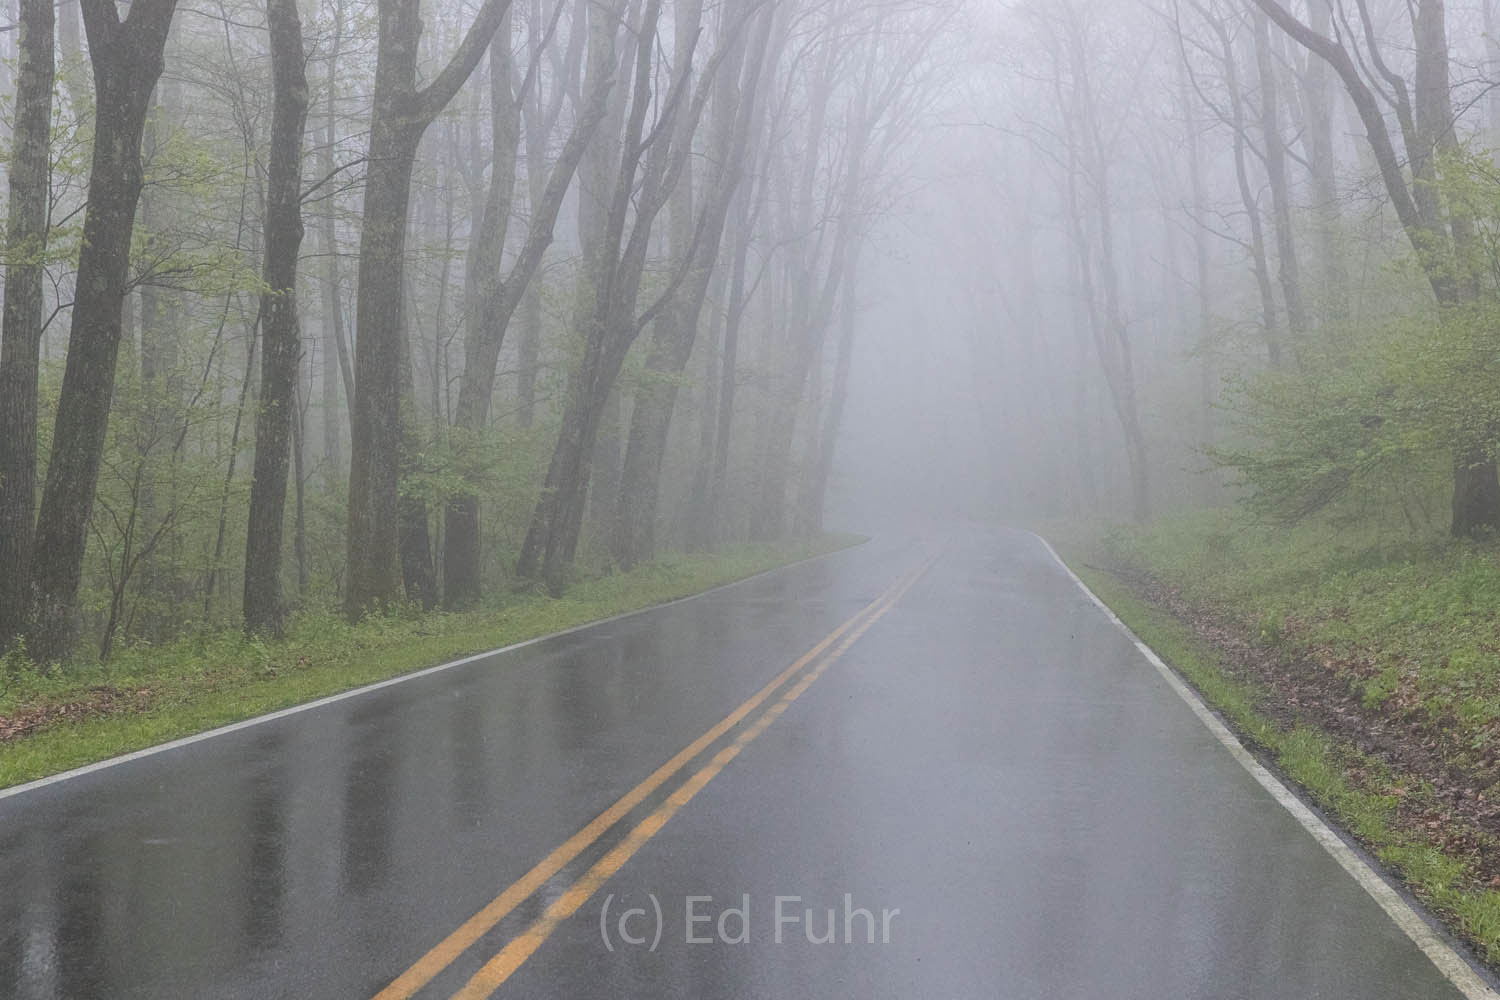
[1050,541,1500,991]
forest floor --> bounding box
[1061,511,1500,967]
[0,536,861,791]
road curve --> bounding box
[0,528,1485,998]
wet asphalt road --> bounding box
[0,529,1482,999]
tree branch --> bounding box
[412,0,513,123]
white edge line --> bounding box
[0,541,865,804]
[1033,532,1499,1000]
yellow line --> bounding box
[373,561,921,1000]
[449,556,934,1000]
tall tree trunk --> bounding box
[292,375,308,595]
[27,0,178,662]
[445,29,519,607]
[515,0,575,430]
[795,246,861,537]
[1213,18,1282,367]
[441,15,612,606]
[587,385,622,540]
[1253,8,1307,352]
[319,1,348,476]
[1088,174,1150,524]
[1065,226,1096,517]
[243,0,309,636]
[345,0,510,617]
[683,260,728,551]
[751,176,860,539]
[519,0,718,590]
[347,127,426,614]
[702,193,753,545]
[397,301,437,609]
[608,0,706,570]
[0,0,55,651]
[1489,1,1500,142]
[1180,57,1216,504]
[56,0,83,107]
[749,40,846,541]
[515,289,543,429]
[1068,12,1149,521]
[320,238,349,475]
[613,0,769,568]
[1297,0,1345,327]
[1414,0,1500,535]
[521,322,630,592]
[135,86,177,587]
[432,168,455,428]
[515,0,634,590]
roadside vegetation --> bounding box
[1105,513,1500,773]
[0,536,859,790]
[1072,514,1500,963]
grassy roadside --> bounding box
[1061,540,1500,965]
[0,536,862,790]
[1104,513,1500,756]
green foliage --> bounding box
[133,100,265,298]
[401,422,545,512]
[1209,320,1457,528]
[1104,508,1500,783]
[0,536,863,787]
[1210,146,1500,531]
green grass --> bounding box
[0,536,862,790]
[1071,551,1500,964]
[1102,511,1500,761]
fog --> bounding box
[10,5,1500,997]
[3,0,1500,656]
[837,0,1500,547]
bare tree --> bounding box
[1251,7,1306,348]
[27,0,179,661]
[317,0,354,479]
[1285,0,1344,324]
[1175,0,1283,366]
[441,0,613,607]
[517,0,735,591]
[243,0,311,636]
[0,0,54,650]
[1041,0,1151,522]
[345,0,512,617]
[611,0,775,569]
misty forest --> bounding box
[0,0,1497,679]
[0,0,1489,726]
[0,0,950,663]
[17,0,1500,987]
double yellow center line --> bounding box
[375,555,935,1000]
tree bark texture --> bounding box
[0,0,54,650]
[243,0,309,636]
[28,0,178,662]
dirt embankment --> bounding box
[0,685,155,744]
